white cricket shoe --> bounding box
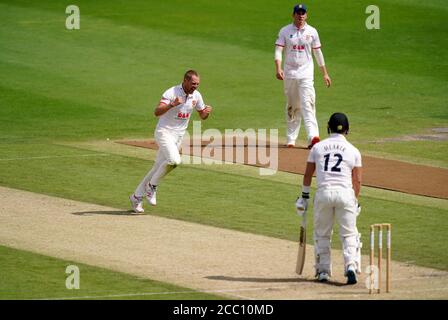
[346,264,357,285]
[146,184,157,206]
[317,272,330,282]
[129,194,144,213]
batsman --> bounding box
[295,113,362,284]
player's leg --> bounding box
[133,149,165,198]
[335,188,362,284]
[298,79,319,147]
[313,189,335,281]
[145,131,182,205]
[130,132,169,211]
[150,131,182,185]
[284,78,301,146]
[130,138,167,212]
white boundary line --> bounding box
[0,154,109,162]
[33,285,290,300]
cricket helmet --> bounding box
[327,112,349,134]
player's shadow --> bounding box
[71,210,139,216]
[205,275,346,287]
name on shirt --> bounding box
[323,144,346,153]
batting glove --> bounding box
[295,192,310,215]
[356,203,362,216]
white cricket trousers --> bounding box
[134,128,183,197]
[313,187,362,275]
[284,78,319,144]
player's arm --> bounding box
[352,166,362,198]
[296,162,316,212]
[198,105,212,120]
[303,161,316,188]
[274,45,284,80]
[312,47,331,87]
[154,96,183,117]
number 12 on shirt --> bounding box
[323,153,343,172]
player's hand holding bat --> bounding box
[295,191,310,216]
[356,202,361,216]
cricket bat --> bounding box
[295,209,307,275]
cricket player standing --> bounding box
[275,4,331,148]
[296,113,362,284]
[130,70,212,213]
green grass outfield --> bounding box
[0,245,225,300]
[0,0,447,299]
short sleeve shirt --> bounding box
[156,84,205,133]
[307,134,362,189]
[275,23,321,79]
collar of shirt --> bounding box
[177,84,190,99]
[329,133,347,140]
[294,22,308,31]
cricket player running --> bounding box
[296,113,362,284]
[275,4,331,149]
[130,70,212,213]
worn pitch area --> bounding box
[1,186,447,299]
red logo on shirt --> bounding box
[293,45,305,50]
[177,112,190,120]
[192,100,197,107]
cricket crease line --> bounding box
[33,285,290,300]
[229,293,257,300]
[0,154,110,162]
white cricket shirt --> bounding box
[156,84,205,133]
[275,23,322,79]
[307,134,362,189]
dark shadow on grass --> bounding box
[72,210,141,216]
[205,275,346,287]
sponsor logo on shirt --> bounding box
[176,112,190,120]
[292,45,305,51]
